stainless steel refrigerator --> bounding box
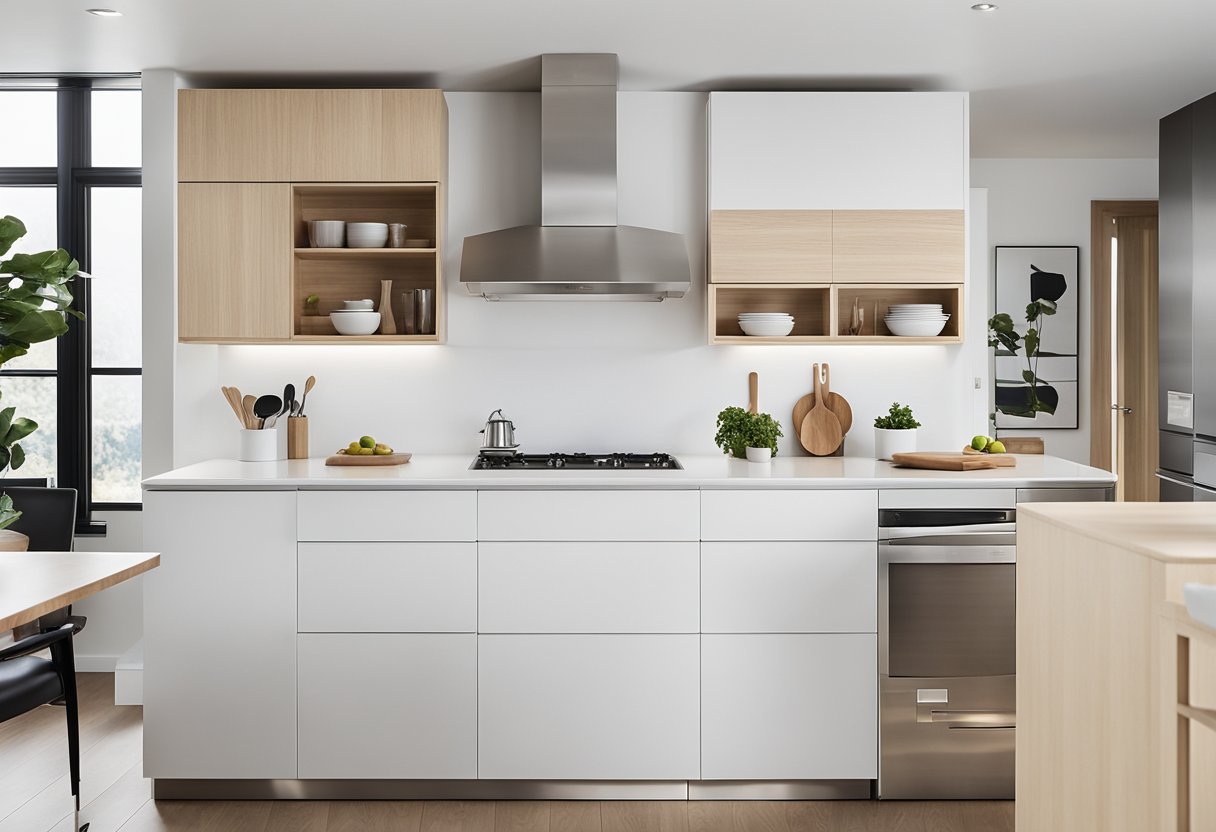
[1159,93,1216,501]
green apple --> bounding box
[971,435,990,451]
[359,435,376,449]
[988,440,1007,454]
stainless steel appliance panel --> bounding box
[1160,104,1195,436]
[1194,438,1216,489]
[1192,94,1216,438]
[1161,428,1195,477]
[1158,471,1196,502]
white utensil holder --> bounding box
[239,428,282,462]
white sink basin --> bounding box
[1184,583,1216,631]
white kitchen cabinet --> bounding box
[477,490,699,541]
[709,92,967,210]
[478,635,700,780]
[297,490,476,542]
[700,489,877,541]
[701,542,877,633]
[701,634,878,780]
[297,542,476,632]
[143,491,298,778]
[297,633,476,778]
[479,542,698,633]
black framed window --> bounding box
[0,76,143,534]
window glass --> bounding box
[92,374,140,502]
[89,187,142,367]
[0,377,57,483]
[0,186,57,253]
[91,91,141,167]
[0,92,57,167]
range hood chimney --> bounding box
[460,54,691,301]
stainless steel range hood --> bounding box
[460,54,691,301]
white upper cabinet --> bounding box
[708,92,968,210]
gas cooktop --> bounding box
[471,452,682,470]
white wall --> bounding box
[971,158,1158,463]
[173,92,988,466]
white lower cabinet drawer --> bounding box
[297,491,476,542]
[701,542,876,633]
[298,542,475,632]
[700,490,877,541]
[701,634,877,780]
[479,542,698,633]
[478,635,700,779]
[477,490,700,541]
[297,633,476,779]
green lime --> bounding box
[988,440,1007,454]
[359,435,376,449]
[971,435,990,451]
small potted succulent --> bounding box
[873,402,921,460]
[714,406,783,463]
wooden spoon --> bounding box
[299,375,316,417]
[222,386,248,428]
[800,369,843,455]
[819,363,853,434]
[748,371,758,414]
[242,395,257,430]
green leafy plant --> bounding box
[873,402,921,431]
[988,287,1058,418]
[714,406,783,459]
[0,215,82,529]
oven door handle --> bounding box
[880,522,1016,540]
[879,542,1017,564]
[919,709,1017,727]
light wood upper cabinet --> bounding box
[709,210,832,283]
[178,89,446,182]
[832,209,965,283]
[178,183,292,342]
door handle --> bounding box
[1111,404,1133,414]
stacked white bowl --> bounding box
[330,299,381,335]
[738,312,795,337]
[884,303,950,337]
[346,222,389,248]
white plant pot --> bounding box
[874,427,917,461]
[238,428,282,462]
[745,446,773,463]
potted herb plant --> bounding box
[0,215,83,540]
[873,402,920,460]
[714,406,783,463]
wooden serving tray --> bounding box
[891,452,1016,471]
[325,452,412,467]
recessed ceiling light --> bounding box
[971,3,998,10]
[85,8,123,16]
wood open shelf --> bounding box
[291,183,443,343]
[831,284,963,343]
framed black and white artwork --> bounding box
[992,246,1080,430]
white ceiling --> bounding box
[5,0,1215,157]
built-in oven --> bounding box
[878,508,1017,799]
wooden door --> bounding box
[178,183,292,342]
[178,89,294,181]
[831,210,965,283]
[709,210,832,283]
[1115,215,1160,501]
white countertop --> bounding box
[143,454,1116,490]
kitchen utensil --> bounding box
[800,370,844,456]
[791,365,818,432]
[480,409,517,449]
[288,416,308,459]
[325,452,412,466]
[346,222,389,248]
[748,371,758,414]
[221,386,247,428]
[399,292,417,335]
[818,364,853,434]
[378,280,396,335]
[253,394,282,429]
[267,383,294,428]
[387,223,408,248]
[414,288,435,335]
[342,299,375,311]
[242,395,256,430]
[307,220,345,248]
[330,310,381,336]
[300,376,316,416]
[890,452,1016,471]
[238,429,280,462]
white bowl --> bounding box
[738,312,794,319]
[342,299,375,311]
[330,310,381,335]
[885,317,948,337]
[739,319,796,337]
[346,222,389,248]
[308,220,346,248]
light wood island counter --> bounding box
[1017,502,1216,832]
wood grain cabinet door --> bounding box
[288,89,445,182]
[178,89,294,181]
[832,209,965,283]
[709,210,833,283]
[178,183,292,342]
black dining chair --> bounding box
[0,486,88,831]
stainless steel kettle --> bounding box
[480,409,518,449]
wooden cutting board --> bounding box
[891,452,1017,471]
[325,452,412,466]
[793,364,853,446]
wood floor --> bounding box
[0,674,1014,832]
